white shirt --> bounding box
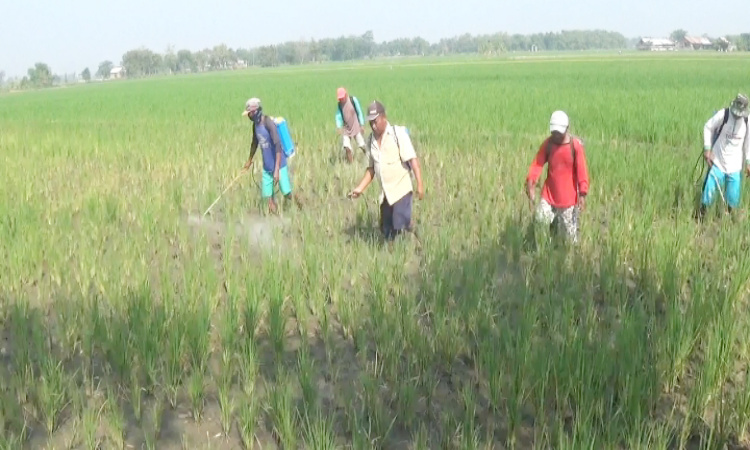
[368,122,417,205]
[704,109,750,174]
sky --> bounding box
[1,0,748,78]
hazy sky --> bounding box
[1,0,747,78]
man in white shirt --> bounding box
[348,100,425,241]
[698,93,750,219]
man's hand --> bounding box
[525,182,536,212]
[243,159,253,171]
[273,168,280,184]
[347,188,363,199]
[416,182,424,200]
[704,151,713,166]
[577,195,586,212]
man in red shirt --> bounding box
[525,110,590,244]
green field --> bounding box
[3,52,750,449]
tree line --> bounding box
[109,29,631,77]
[1,28,747,91]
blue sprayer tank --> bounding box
[272,116,295,159]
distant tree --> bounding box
[193,50,209,71]
[0,71,5,87]
[97,60,113,79]
[81,67,91,82]
[121,48,162,77]
[164,45,178,74]
[27,62,53,88]
[210,44,234,69]
[176,49,195,73]
[670,29,688,44]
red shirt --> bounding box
[526,136,589,209]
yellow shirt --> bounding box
[368,122,417,205]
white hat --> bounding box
[241,97,261,117]
[549,110,569,134]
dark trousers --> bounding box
[380,192,413,240]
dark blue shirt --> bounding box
[254,116,287,174]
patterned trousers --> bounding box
[535,199,580,243]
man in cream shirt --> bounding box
[348,100,425,241]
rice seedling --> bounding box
[268,369,298,449]
[301,408,338,450]
[237,396,259,450]
[104,387,125,450]
[296,342,317,415]
[188,370,206,423]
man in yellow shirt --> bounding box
[348,101,425,241]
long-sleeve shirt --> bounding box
[250,115,286,174]
[703,109,750,175]
[526,136,590,209]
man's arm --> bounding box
[525,141,548,202]
[395,127,424,199]
[351,167,375,197]
[574,139,590,197]
[409,157,424,199]
[703,109,724,153]
[574,139,590,210]
[244,126,258,169]
[350,147,375,197]
[744,121,750,174]
[335,106,344,129]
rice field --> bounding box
[3,51,750,449]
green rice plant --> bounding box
[410,423,430,450]
[188,370,206,423]
[346,395,372,450]
[395,377,418,431]
[34,357,70,436]
[104,387,125,450]
[360,370,397,447]
[459,381,480,448]
[184,298,212,375]
[220,292,241,378]
[130,359,143,423]
[238,396,259,450]
[217,376,234,437]
[268,370,298,449]
[79,296,104,385]
[242,284,262,345]
[81,399,105,450]
[0,385,27,448]
[730,365,750,442]
[161,311,186,410]
[102,304,132,384]
[268,294,288,361]
[296,341,317,415]
[148,393,165,445]
[302,408,338,450]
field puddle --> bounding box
[185,212,292,252]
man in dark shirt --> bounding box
[242,98,302,214]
